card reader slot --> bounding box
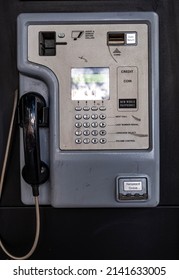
[107,32,125,46]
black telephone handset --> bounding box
[19,92,49,196]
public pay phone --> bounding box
[17,12,159,207]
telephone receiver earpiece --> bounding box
[19,92,49,191]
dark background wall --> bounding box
[0,0,179,259]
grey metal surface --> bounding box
[17,12,159,207]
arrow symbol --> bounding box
[113,48,121,56]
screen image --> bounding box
[71,67,109,100]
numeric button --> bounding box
[83,138,90,144]
[91,122,98,128]
[91,114,98,120]
[91,130,98,136]
[92,138,98,144]
[83,114,90,120]
[83,130,90,136]
[83,122,90,128]
[75,114,82,120]
[75,122,82,128]
[75,130,82,136]
[75,138,82,144]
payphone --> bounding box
[0,11,159,260]
[17,12,159,208]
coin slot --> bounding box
[39,31,56,56]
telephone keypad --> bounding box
[74,106,107,145]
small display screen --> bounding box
[71,67,109,100]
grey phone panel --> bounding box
[17,12,159,207]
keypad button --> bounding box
[83,130,90,136]
[75,106,82,111]
[91,130,98,136]
[83,114,90,120]
[83,122,90,128]
[92,138,98,144]
[99,106,106,111]
[75,114,82,120]
[99,130,106,136]
[75,130,82,136]
[75,138,82,144]
[83,106,90,111]
[100,138,107,144]
[91,122,98,128]
[83,138,90,144]
[91,106,98,111]
[99,114,106,120]
[91,114,98,120]
[75,122,82,128]
[99,122,106,128]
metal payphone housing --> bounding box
[17,12,159,207]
